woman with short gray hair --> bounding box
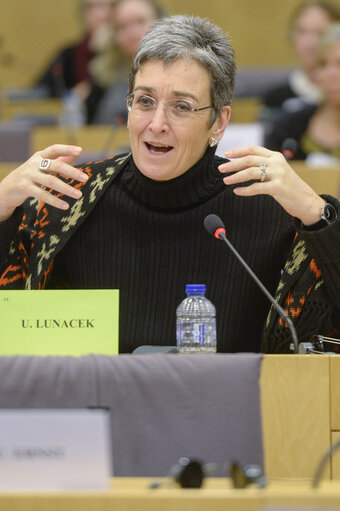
[0,15,339,353]
[129,15,236,115]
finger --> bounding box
[233,182,271,197]
[38,159,88,183]
[223,167,264,185]
[28,185,71,210]
[39,144,82,160]
[34,172,83,200]
[219,155,268,174]
[224,145,274,159]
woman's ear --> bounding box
[211,105,231,143]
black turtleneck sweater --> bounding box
[51,147,294,353]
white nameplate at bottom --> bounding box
[0,409,112,490]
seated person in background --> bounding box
[263,0,340,111]
[0,16,339,354]
[86,0,163,123]
[265,23,340,163]
[35,0,116,100]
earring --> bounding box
[209,137,218,147]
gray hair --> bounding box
[317,22,340,60]
[128,15,236,115]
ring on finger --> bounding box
[39,158,52,171]
[260,163,267,182]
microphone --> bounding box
[204,214,299,354]
[281,138,298,161]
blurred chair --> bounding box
[0,353,264,477]
[0,122,31,162]
[234,68,293,99]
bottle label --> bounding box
[177,323,205,346]
[197,324,205,345]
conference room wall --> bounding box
[2,0,340,89]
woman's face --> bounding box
[128,59,230,181]
[318,40,340,105]
[83,0,116,32]
[291,6,332,70]
[114,0,157,58]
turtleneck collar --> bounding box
[121,145,225,210]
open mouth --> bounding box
[145,142,173,154]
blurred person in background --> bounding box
[265,22,340,163]
[263,0,340,111]
[35,0,116,100]
[86,0,163,123]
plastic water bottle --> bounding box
[176,284,217,354]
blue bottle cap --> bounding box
[185,284,206,294]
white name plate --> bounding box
[0,409,112,490]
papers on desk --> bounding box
[0,409,112,490]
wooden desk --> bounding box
[0,478,340,511]
[261,355,340,481]
[1,99,62,123]
[291,162,340,197]
[32,125,130,155]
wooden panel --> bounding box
[0,0,81,88]
[32,126,130,156]
[0,0,312,89]
[331,357,340,430]
[1,99,62,123]
[260,355,330,480]
[291,163,340,197]
[230,98,262,124]
[168,0,299,67]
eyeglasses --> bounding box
[126,93,214,123]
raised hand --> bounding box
[219,145,325,226]
[0,145,89,221]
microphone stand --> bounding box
[218,230,299,354]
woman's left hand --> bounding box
[218,145,325,226]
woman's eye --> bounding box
[137,96,154,108]
[175,102,191,112]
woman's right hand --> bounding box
[0,144,89,222]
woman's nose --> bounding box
[148,103,170,130]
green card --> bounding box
[0,290,119,356]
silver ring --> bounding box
[260,163,266,182]
[39,158,52,171]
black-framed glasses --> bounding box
[126,93,214,123]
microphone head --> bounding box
[281,138,298,160]
[204,214,226,239]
